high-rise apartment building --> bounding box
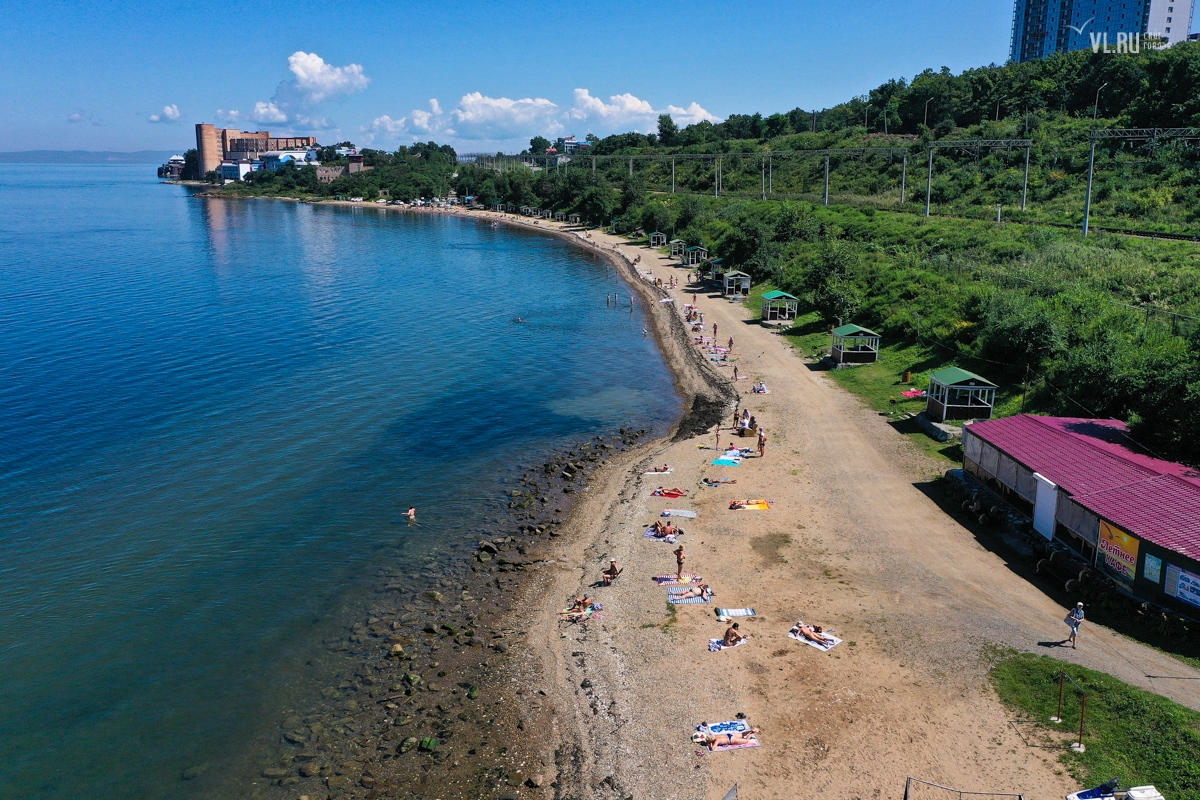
[1010,0,1195,62]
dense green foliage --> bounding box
[991,653,1200,799]
[218,142,458,202]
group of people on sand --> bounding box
[649,519,683,539]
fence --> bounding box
[903,776,1026,800]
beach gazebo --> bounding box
[926,367,997,421]
[519,205,530,215]
[568,213,581,225]
[722,269,752,297]
[649,232,667,247]
[528,207,539,217]
[830,324,881,365]
[506,203,516,212]
[541,209,552,219]
[760,290,799,321]
[683,245,709,266]
[669,239,686,257]
[554,212,566,222]
[492,201,504,212]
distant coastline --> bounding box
[0,150,175,164]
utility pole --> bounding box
[924,97,933,127]
[1021,145,1030,211]
[629,157,633,176]
[823,154,830,206]
[900,152,907,205]
[925,148,934,217]
[671,157,675,194]
[1021,365,1029,412]
[915,312,921,356]
[761,157,766,200]
[769,153,772,194]
[1082,139,1097,236]
[812,110,817,133]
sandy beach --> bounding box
[452,207,1200,800]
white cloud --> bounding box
[359,88,720,150]
[286,51,369,104]
[67,111,85,123]
[252,101,288,124]
[216,109,242,123]
[148,104,181,124]
[242,52,370,132]
[664,102,721,126]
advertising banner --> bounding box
[1165,564,1200,610]
[1098,521,1139,583]
[1143,553,1162,584]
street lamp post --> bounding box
[1093,82,1109,120]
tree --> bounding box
[641,200,672,236]
[801,240,862,321]
[529,136,552,154]
[578,181,616,224]
[181,149,200,181]
[657,114,678,146]
[204,170,222,184]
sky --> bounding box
[1,0,1194,154]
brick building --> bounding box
[195,123,317,176]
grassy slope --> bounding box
[991,652,1200,800]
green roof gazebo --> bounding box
[649,232,667,247]
[760,290,799,321]
[568,213,581,225]
[669,238,686,257]
[831,323,881,365]
[683,245,709,265]
[926,367,997,421]
[554,211,566,222]
[722,269,751,297]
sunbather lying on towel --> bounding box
[651,486,688,497]
[728,500,746,509]
[723,622,745,646]
[673,584,709,599]
[695,728,761,750]
[650,520,681,537]
[702,478,736,486]
[646,464,672,473]
[792,623,835,646]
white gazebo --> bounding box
[926,367,997,421]
[683,245,709,265]
[722,269,751,297]
[760,290,799,321]
[830,324,881,365]
[554,211,567,222]
[649,232,667,247]
[568,213,581,225]
[669,239,686,257]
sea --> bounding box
[0,164,681,799]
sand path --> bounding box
[475,211,1200,800]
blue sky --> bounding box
[2,0,1188,153]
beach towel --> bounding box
[731,500,772,510]
[715,608,755,617]
[643,527,684,540]
[654,574,702,585]
[642,469,673,475]
[788,622,842,651]
[651,489,686,498]
[668,587,711,604]
[660,297,675,303]
[901,389,925,398]
[662,509,698,518]
[698,720,760,752]
[712,458,742,466]
[709,638,748,652]
[734,375,751,380]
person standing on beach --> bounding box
[1064,602,1085,648]
[674,544,686,581]
[733,365,739,382]
[757,429,767,458]
[728,336,734,352]
[713,322,718,340]
[714,424,721,451]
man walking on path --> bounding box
[1065,602,1085,648]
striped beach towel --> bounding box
[716,608,755,617]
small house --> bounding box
[541,208,552,219]
[554,212,566,222]
[519,205,530,215]
[669,239,686,257]
[760,290,799,321]
[683,245,709,266]
[830,324,881,365]
[528,207,539,217]
[568,213,581,225]
[926,367,996,421]
[649,232,667,247]
[723,269,752,297]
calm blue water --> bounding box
[0,165,680,799]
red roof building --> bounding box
[963,415,1200,616]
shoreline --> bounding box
[199,194,1200,800]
